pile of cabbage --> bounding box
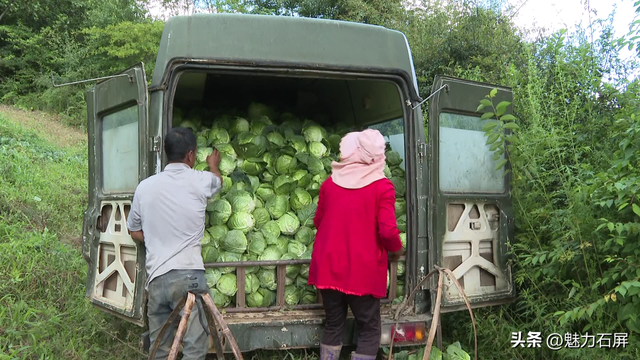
[384,147,408,304]
[173,103,408,308]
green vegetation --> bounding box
[0,113,145,359]
[2,0,640,359]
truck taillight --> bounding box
[380,322,427,345]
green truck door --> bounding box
[82,63,149,326]
[427,75,516,312]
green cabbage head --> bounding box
[221,229,248,253]
[278,212,300,235]
[216,273,238,297]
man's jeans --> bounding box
[147,269,209,360]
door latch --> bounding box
[150,136,161,152]
[417,142,427,163]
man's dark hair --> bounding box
[165,127,197,162]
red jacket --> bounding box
[308,177,403,298]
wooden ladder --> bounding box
[148,291,244,360]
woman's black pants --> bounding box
[320,289,381,356]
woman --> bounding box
[308,129,405,360]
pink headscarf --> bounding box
[331,129,387,189]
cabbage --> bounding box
[398,262,406,277]
[287,240,307,258]
[194,162,208,171]
[384,164,392,178]
[219,155,237,175]
[229,192,256,213]
[202,246,219,263]
[290,188,312,211]
[197,135,209,148]
[221,176,233,193]
[266,195,290,219]
[217,273,238,297]
[301,289,317,304]
[280,253,301,278]
[252,207,271,228]
[276,155,297,175]
[327,133,341,153]
[201,230,212,246]
[391,176,406,197]
[295,226,315,246]
[221,229,248,253]
[278,212,300,235]
[289,135,308,153]
[229,117,250,137]
[209,127,231,145]
[261,221,281,244]
[397,215,407,233]
[302,124,326,143]
[308,142,328,158]
[274,175,296,195]
[236,133,269,158]
[256,184,275,202]
[266,130,285,147]
[247,288,276,308]
[250,116,272,135]
[247,231,267,255]
[400,233,406,250]
[210,288,231,308]
[274,236,290,256]
[242,253,260,274]
[213,143,236,161]
[258,246,282,270]
[239,159,264,176]
[228,212,255,234]
[300,265,310,279]
[392,167,405,178]
[386,150,403,166]
[395,199,407,217]
[397,281,405,298]
[257,268,278,291]
[217,252,242,274]
[245,273,260,295]
[205,268,222,288]
[208,199,232,226]
[207,225,228,245]
[197,147,213,162]
[284,285,300,306]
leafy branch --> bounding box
[476,88,521,177]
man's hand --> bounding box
[388,248,405,262]
[206,149,223,182]
[206,149,221,168]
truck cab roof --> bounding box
[151,13,419,98]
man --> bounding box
[126,126,223,360]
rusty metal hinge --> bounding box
[151,136,161,152]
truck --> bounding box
[80,13,516,355]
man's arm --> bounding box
[127,191,144,243]
[130,230,145,242]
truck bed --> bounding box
[217,306,432,352]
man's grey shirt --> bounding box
[126,163,222,290]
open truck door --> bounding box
[427,75,516,312]
[81,63,149,326]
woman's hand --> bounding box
[388,248,405,262]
